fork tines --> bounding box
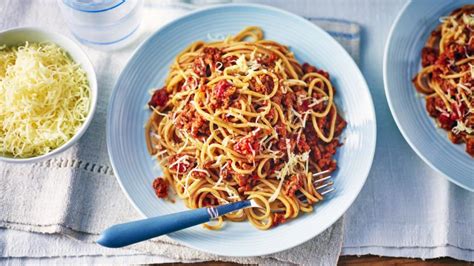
[312,169,330,177]
[313,174,334,196]
[296,174,334,203]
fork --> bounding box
[97,172,334,248]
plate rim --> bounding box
[383,0,474,192]
[107,3,378,256]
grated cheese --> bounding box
[169,154,190,168]
[224,186,240,200]
[235,54,248,73]
[0,42,90,158]
[452,120,474,135]
[458,83,472,95]
[308,96,329,108]
[268,138,309,202]
[463,13,474,26]
[214,160,229,188]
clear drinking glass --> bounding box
[57,0,144,50]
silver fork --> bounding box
[97,171,334,248]
[269,170,334,212]
[299,170,335,201]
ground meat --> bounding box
[323,139,341,156]
[421,47,438,67]
[449,102,464,121]
[275,122,287,139]
[437,113,456,130]
[233,135,260,157]
[294,91,310,113]
[434,54,451,74]
[316,114,330,135]
[445,43,466,61]
[211,79,236,109]
[271,90,283,105]
[440,79,456,94]
[175,103,209,138]
[168,154,196,173]
[236,174,248,189]
[276,138,287,151]
[202,197,218,207]
[304,125,318,147]
[191,170,208,179]
[250,74,274,94]
[295,133,310,153]
[222,55,238,67]
[192,48,223,77]
[302,62,330,79]
[261,75,275,93]
[192,57,207,77]
[315,140,339,172]
[202,47,222,65]
[273,124,294,152]
[152,177,169,198]
[220,160,234,180]
[434,43,467,75]
[148,87,169,109]
[448,131,463,144]
[272,213,287,227]
[312,145,322,162]
[468,36,474,54]
[334,113,347,137]
[282,92,296,110]
[467,116,474,128]
[276,136,296,153]
[192,115,206,137]
[235,173,259,194]
[311,91,329,112]
[466,137,474,157]
[284,174,303,196]
[461,70,473,84]
[426,96,440,117]
[296,99,310,113]
[317,154,337,172]
[181,77,197,91]
[302,63,316,74]
[266,108,276,120]
[256,52,278,67]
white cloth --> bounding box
[0,0,362,264]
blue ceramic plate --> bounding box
[384,0,474,191]
[107,4,376,256]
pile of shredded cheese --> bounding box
[0,42,91,158]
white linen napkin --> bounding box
[0,0,361,264]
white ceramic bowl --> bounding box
[0,27,97,163]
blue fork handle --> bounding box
[97,200,251,248]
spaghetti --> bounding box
[145,27,346,230]
[413,5,474,156]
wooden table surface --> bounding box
[338,256,471,265]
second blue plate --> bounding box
[384,0,474,191]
